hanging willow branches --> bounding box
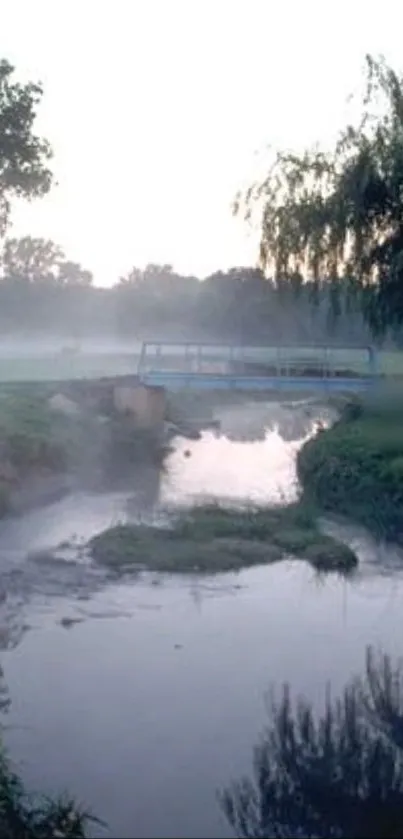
[235,56,403,334]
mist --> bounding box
[0,238,394,355]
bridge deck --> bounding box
[138,342,377,392]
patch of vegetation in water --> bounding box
[90,503,357,574]
[298,390,403,543]
[0,739,95,838]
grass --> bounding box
[298,388,403,541]
[90,503,357,574]
[0,388,168,521]
[0,392,68,474]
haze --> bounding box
[0,0,401,286]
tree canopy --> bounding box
[0,237,375,344]
[236,55,403,334]
[0,60,52,232]
[2,237,93,285]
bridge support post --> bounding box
[113,383,166,429]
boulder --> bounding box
[48,393,81,417]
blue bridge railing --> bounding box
[137,342,378,392]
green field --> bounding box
[0,352,137,382]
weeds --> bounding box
[0,741,96,838]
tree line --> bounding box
[0,236,378,345]
[1,55,403,345]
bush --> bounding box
[297,397,403,541]
[0,741,96,838]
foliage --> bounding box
[0,241,377,345]
[0,61,52,234]
[90,503,357,573]
[0,740,95,838]
[236,55,403,334]
[221,648,403,838]
[0,393,67,472]
[297,391,403,541]
[2,238,92,286]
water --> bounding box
[0,397,402,838]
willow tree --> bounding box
[235,56,403,334]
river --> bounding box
[0,397,402,838]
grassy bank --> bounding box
[297,389,403,542]
[90,503,357,574]
[0,389,166,517]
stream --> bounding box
[0,397,403,838]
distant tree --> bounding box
[235,55,403,334]
[2,236,62,282]
[0,60,52,233]
[57,260,93,286]
[118,266,143,286]
[2,237,92,286]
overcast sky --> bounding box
[1,0,403,285]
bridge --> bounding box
[138,342,378,392]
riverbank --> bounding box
[0,389,166,519]
[297,389,403,543]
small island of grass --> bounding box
[90,503,357,575]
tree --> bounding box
[2,237,92,286]
[235,55,403,334]
[0,60,52,233]
[57,260,93,286]
[2,236,62,282]
[221,648,403,838]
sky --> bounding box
[1,0,403,286]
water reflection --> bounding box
[161,427,311,508]
[220,648,403,839]
[161,396,335,508]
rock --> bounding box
[48,393,81,417]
